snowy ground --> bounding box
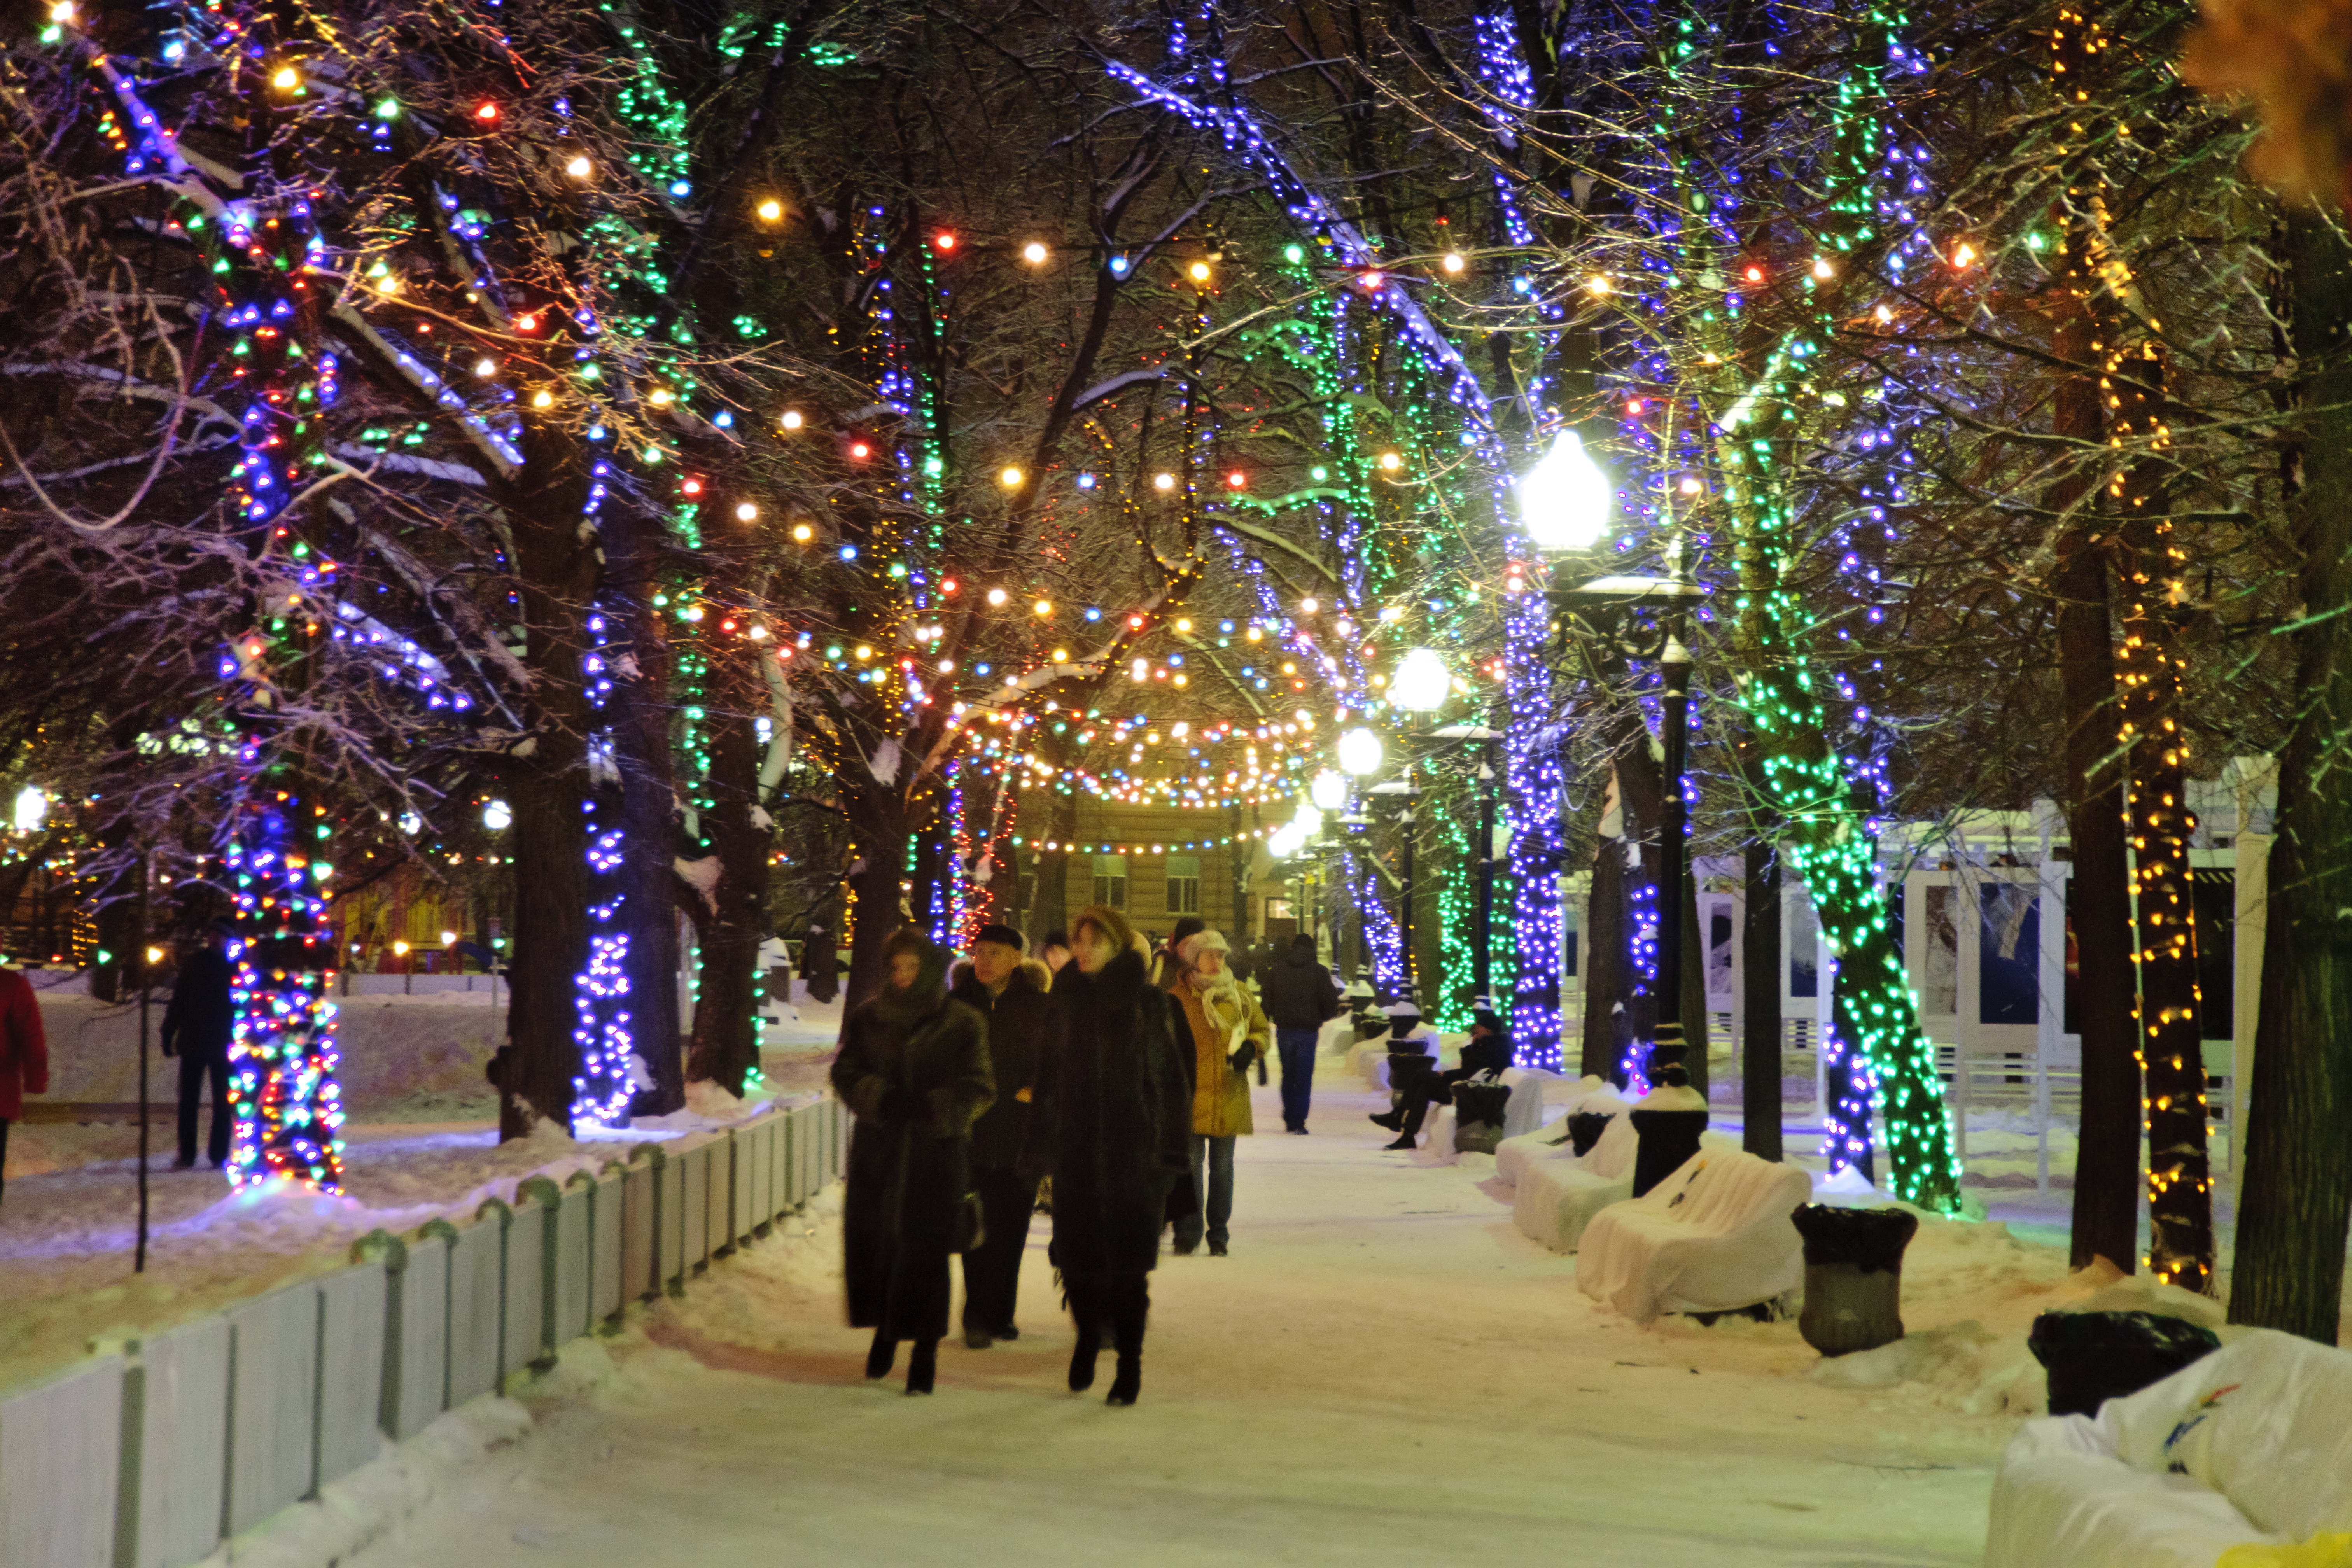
[296,1073,2142,1568]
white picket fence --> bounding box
[0,1096,844,1568]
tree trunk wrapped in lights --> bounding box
[2107,342,2217,1293]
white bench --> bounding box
[1986,1328,2352,1568]
[1493,1079,1619,1187]
[1574,1149,1812,1324]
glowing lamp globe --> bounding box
[1292,803,1325,840]
[1390,647,1451,711]
[1268,824,1306,860]
[1519,430,1614,551]
[482,798,513,831]
[12,786,46,832]
[1309,770,1348,812]
[1337,727,1383,777]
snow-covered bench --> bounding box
[1574,1149,1812,1324]
[1985,1328,2352,1568]
[1493,1078,1617,1187]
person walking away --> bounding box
[948,922,1052,1348]
[832,929,994,1395]
[1022,904,1188,1406]
[1257,932,1340,1134]
[1169,930,1270,1256]
[802,921,839,1004]
[1371,1007,1515,1150]
[0,963,49,1208]
[162,923,236,1169]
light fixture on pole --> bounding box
[1547,565,1712,1195]
[1309,770,1349,812]
[11,786,46,833]
[1389,647,1451,712]
[1337,726,1384,777]
[481,798,513,832]
[1517,429,1615,553]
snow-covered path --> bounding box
[350,1080,2018,1567]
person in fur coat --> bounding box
[1167,929,1271,1255]
[1021,904,1190,1406]
[832,929,994,1395]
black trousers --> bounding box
[178,1052,231,1167]
[1399,1067,1476,1137]
[960,1166,1038,1332]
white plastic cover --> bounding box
[1984,1328,2352,1568]
[1573,1149,1811,1323]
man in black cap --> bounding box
[162,923,237,1169]
[948,921,1054,1347]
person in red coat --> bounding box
[0,966,51,1208]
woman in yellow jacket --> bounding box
[1168,929,1271,1256]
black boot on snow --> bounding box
[905,1339,937,1396]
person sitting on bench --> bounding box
[1370,1006,1514,1151]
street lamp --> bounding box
[12,786,46,832]
[1389,647,1451,712]
[1337,726,1384,777]
[1547,567,1712,1194]
[1309,770,1348,812]
[1518,429,1615,551]
[481,798,512,832]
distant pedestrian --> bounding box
[0,964,49,1208]
[1038,929,1072,977]
[802,921,839,1004]
[948,922,1052,1349]
[1256,932,1341,1134]
[1022,904,1188,1406]
[161,924,235,1169]
[833,929,995,1395]
[1372,1007,1514,1151]
[1169,930,1270,1256]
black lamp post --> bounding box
[1548,569,1711,1194]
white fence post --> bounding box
[620,1145,659,1304]
[678,1141,710,1273]
[225,1282,319,1535]
[315,1259,387,1489]
[506,1181,559,1378]
[433,1214,501,1407]
[552,1174,595,1344]
[0,1355,123,1568]
[656,1150,685,1290]
[124,1314,230,1568]
[591,1164,625,1323]
[375,1226,448,1441]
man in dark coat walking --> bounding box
[1023,905,1190,1406]
[947,923,1053,1348]
[832,929,994,1395]
[1255,932,1341,1134]
[162,924,236,1169]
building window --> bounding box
[1166,856,1201,917]
[1092,854,1128,911]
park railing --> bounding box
[0,1095,845,1568]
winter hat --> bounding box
[1177,929,1230,966]
[972,922,1025,951]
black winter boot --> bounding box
[1382,1134,1416,1151]
[1368,1109,1405,1132]
[905,1339,937,1396]
[1065,1277,1101,1392]
[865,1328,897,1381]
[1106,1275,1147,1407]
